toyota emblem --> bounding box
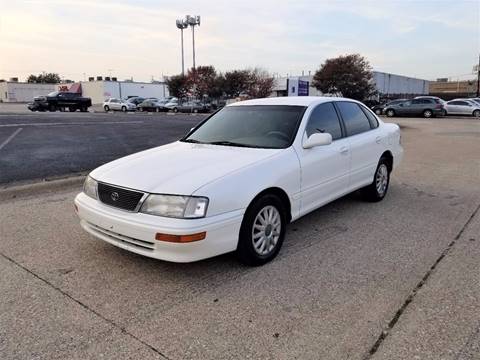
[111,192,119,201]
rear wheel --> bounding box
[121,106,127,112]
[49,105,56,112]
[473,110,480,117]
[375,109,382,115]
[104,105,110,112]
[173,107,178,113]
[69,106,76,112]
[361,157,391,202]
[386,109,395,117]
[237,194,287,266]
[80,106,88,112]
[423,109,433,118]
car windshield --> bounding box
[182,105,306,149]
[47,91,59,97]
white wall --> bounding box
[80,81,169,104]
[0,82,56,102]
[373,71,429,95]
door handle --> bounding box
[340,146,349,155]
[375,136,382,144]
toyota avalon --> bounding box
[75,97,403,265]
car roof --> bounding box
[228,96,360,107]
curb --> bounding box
[0,175,86,202]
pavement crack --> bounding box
[0,251,172,360]
[363,202,480,359]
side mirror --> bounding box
[303,132,332,149]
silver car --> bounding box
[444,99,480,117]
[103,98,137,112]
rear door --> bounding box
[335,101,383,190]
[457,101,472,115]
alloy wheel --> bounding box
[252,205,281,256]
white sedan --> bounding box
[75,97,403,265]
[444,99,480,117]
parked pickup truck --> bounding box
[28,91,92,112]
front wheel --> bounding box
[121,106,127,112]
[473,110,480,117]
[361,158,390,202]
[375,109,382,115]
[69,106,76,112]
[173,107,178,113]
[237,194,287,266]
[104,105,110,112]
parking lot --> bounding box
[1,112,480,359]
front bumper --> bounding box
[75,192,244,262]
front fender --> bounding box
[193,148,301,218]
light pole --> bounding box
[176,19,188,76]
[186,15,200,70]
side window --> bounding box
[360,105,379,129]
[448,101,459,105]
[412,99,422,104]
[336,102,372,136]
[458,101,469,106]
[305,102,342,140]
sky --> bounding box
[0,0,479,82]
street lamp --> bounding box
[186,15,200,70]
[176,19,188,76]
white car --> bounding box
[444,99,480,117]
[103,98,136,112]
[75,97,403,265]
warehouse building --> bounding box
[272,71,429,99]
[0,78,169,104]
[0,80,56,102]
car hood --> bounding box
[90,141,282,195]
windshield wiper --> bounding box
[206,141,260,148]
[182,138,203,144]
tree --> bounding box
[165,74,189,98]
[223,70,250,98]
[187,65,218,98]
[312,54,376,101]
[26,73,61,84]
[245,68,274,99]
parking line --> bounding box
[0,128,23,150]
[0,121,144,127]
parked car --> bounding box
[103,98,136,112]
[444,99,480,117]
[164,99,179,111]
[137,99,169,112]
[126,97,145,106]
[371,99,408,115]
[176,100,211,113]
[383,98,445,118]
[75,96,403,265]
[28,91,92,112]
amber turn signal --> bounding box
[155,232,206,243]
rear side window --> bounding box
[336,102,372,136]
[305,102,342,140]
[360,105,379,128]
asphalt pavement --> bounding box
[0,112,205,184]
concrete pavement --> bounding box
[0,117,479,359]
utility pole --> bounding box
[186,15,200,70]
[476,53,480,97]
[176,19,188,76]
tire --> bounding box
[375,109,382,115]
[173,107,178,113]
[361,157,391,202]
[69,107,76,112]
[237,194,287,266]
[156,107,160,113]
[49,105,56,112]
[423,109,433,118]
[121,106,127,112]
[386,109,395,117]
[104,105,110,112]
[473,110,480,117]
[81,106,88,112]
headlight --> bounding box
[140,194,208,219]
[83,176,98,199]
